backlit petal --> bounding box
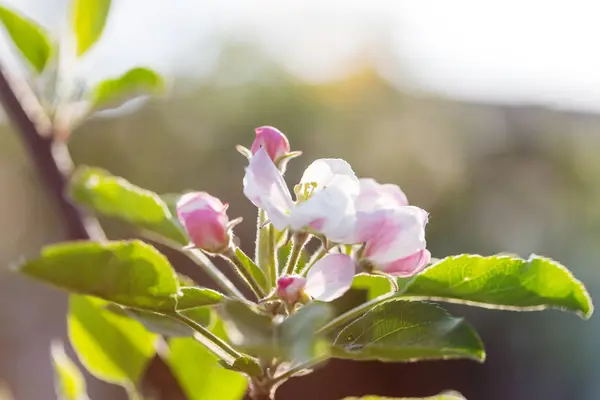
[304,254,356,302]
[243,148,294,230]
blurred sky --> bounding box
[3,0,600,112]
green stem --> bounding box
[170,312,241,361]
[300,242,326,276]
[222,249,267,300]
[268,224,277,287]
[316,292,395,335]
[283,233,309,276]
[256,210,271,284]
[141,230,245,300]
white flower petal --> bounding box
[356,178,408,211]
[288,184,357,242]
[305,254,356,302]
[243,148,294,230]
[300,158,359,194]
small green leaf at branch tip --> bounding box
[343,392,466,400]
[0,6,52,73]
[402,253,594,319]
[51,341,88,400]
[19,240,180,311]
[68,295,157,385]
[70,166,188,245]
[217,357,263,377]
[234,248,268,291]
[91,67,165,111]
[72,0,112,56]
[177,287,225,309]
[332,300,485,363]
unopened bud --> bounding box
[251,126,291,163]
[176,192,231,253]
[276,275,307,304]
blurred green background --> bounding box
[1,1,600,399]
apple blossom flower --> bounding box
[243,147,359,242]
[379,248,431,277]
[355,178,408,211]
[277,254,355,304]
[251,126,291,163]
[176,192,232,253]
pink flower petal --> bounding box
[243,148,294,230]
[251,126,291,162]
[381,249,431,277]
[356,178,409,211]
[359,206,428,264]
[304,254,356,302]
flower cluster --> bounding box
[176,126,429,305]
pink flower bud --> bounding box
[276,275,307,304]
[251,126,291,162]
[176,192,231,253]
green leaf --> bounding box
[70,167,188,245]
[106,305,212,337]
[19,240,179,311]
[220,300,275,358]
[221,300,332,364]
[332,300,485,363]
[177,287,225,309]
[280,303,333,363]
[402,254,593,319]
[352,274,393,300]
[166,321,248,400]
[51,342,88,400]
[68,295,157,385]
[71,0,111,56]
[235,248,268,292]
[0,6,52,73]
[217,357,263,378]
[91,67,165,110]
[343,392,466,400]
[277,241,307,275]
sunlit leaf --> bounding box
[280,303,332,363]
[332,300,484,362]
[402,254,593,318]
[352,274,393,300]
[278,241,307,275]
[68,295,156,385]
[70,167,188,245]
[166,320,248,400]
[51,341,88,400]
[91,67,165,110]
[220,300,332,364]
[343,392,466,400]
[19,240,179,311]
[0,6,52,73]
[235,248,268,292]
[177,287,225,309]
[106,304,212,337]
[71,0,111,56]
[220,300,274,358]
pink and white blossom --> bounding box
[355,178,408,211]
[379,248,431,277]
[277,254,355,303]
[176,192,231,253]
[251,126,291,162]
[243,147,359,242]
